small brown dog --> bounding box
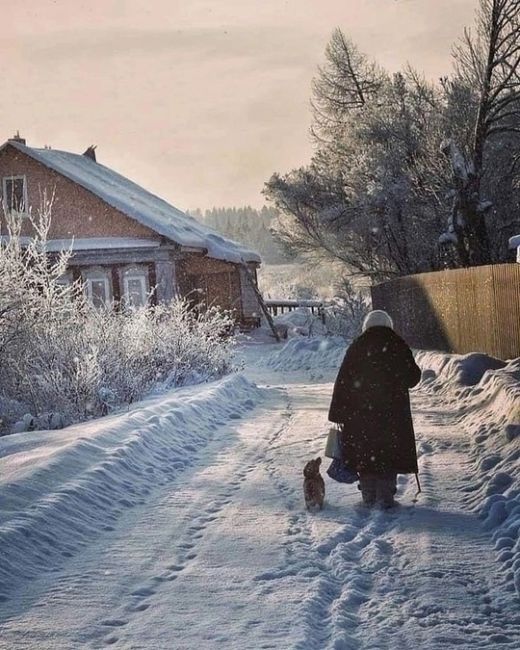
[303,457,325,511]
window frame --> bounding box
[82,267,113,309]
[2,175,28,215]
[122,265,149,308]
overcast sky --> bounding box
[1,0,477,211]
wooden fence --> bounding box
[371,263,520,360]
[264,299,326,323]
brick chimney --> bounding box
[9,131,26,145]
[83,145,97,162]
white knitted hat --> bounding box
[362,309,394,332]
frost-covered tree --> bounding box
[190,205,289,264]
[310,29,384,147]
[266,8,520,278]
[265,30,449,280]
[325,278,370,340]
[440,0,520,266]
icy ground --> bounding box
[0,339,519,649]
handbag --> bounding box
[326,458,359,484]
[324,425,342,459]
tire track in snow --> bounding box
[88,389,293,648]
[92,471,260,646]
[245,382,354,647]
[0,375,261,604]
[85,490,257,643]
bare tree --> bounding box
[310,29,383,147]
[442,0,520,265]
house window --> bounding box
[122,266,149,307]
[2,176,28,214]
[83,268,112,308]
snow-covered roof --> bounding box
[2,140,260,264]
[0,236,162,252]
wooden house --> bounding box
[0,134,261,326]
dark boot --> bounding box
[376,473,397,508]
[358,473,377,506]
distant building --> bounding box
[0,134,261,326]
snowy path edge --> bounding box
[0,373,263,600]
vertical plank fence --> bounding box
[371,263,520,360]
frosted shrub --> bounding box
[91,302,235,408]
[0,209,236,433]
[325,279,370,341]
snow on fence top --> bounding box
[264,299,324,307]
[509,234,520,249]
[4,140,261,265]
[509,234,520,262]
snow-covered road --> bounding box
[0,343,519,649]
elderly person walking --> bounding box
[328,310,421,508]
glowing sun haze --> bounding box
[1,0,477,211]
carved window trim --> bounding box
[122,264,149,308]
[82,266,113,309]
[2,175,28,216]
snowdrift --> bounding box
[272,308,327,338]
[0,374,262,599]
[263,336,346,373]
[418,351,520,596]
[417,350,507,387]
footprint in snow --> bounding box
[127,602,150,612]
[100,619,128,628]
[130,586,155,598]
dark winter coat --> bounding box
[328,326,421,474]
